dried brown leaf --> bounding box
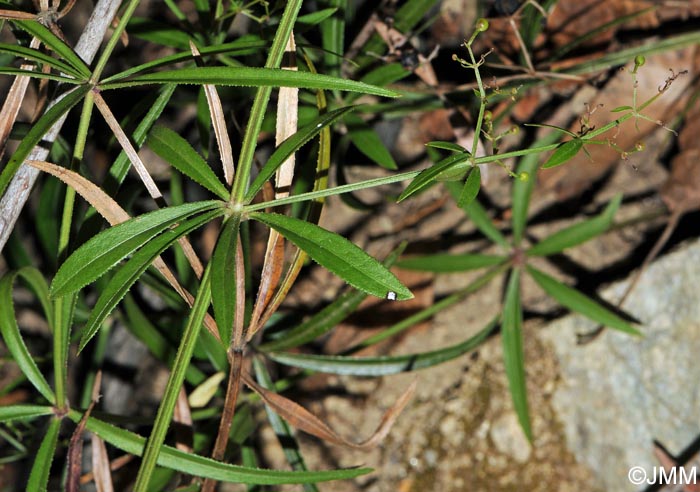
[189,41,235,186]
[90,433,114,492]
[25,160,222,342]
[243,371,416,450]
[67,372,102,492]
[173,386,193,453]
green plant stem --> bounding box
[53,90,95,411]
[229,0,303,205]
[91,0,142,82]
[465,42,487,160]
[133,265,213,492]
[348,260,511,351]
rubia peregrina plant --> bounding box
[382,19,685,439]
[0,1,431,490]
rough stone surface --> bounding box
[540,238,700,492]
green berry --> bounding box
[518,171,530,182]
[476,18,489,32]
[634,55,646,68]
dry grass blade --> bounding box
[173,387,193,453]
[92,92,204,278]
[248,33,298,335]
[0,37,40,161]
[243,371,416,450]
[25,160,222,342]
[80,455,134,486]
[189,41,235,186]
[90,433,114,492]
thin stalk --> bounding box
[53,90,95,411]
[201,351,243,492]
[133,265,213,492]
[229,0,303,205]
[91,0,141,82]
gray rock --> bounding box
[540,238,700,492]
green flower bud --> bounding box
[476,18,489,32]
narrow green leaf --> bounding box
[106,39,266,81]
[126,17,192,49]
[0,405,53,423]
[501,269,531,440]
[211,216,240,345]
[0,67,81,83]
[526,265,640,335]
[100,67,401,97]
[528,194,622,256]
[611,105,633,113]
[397,253,505,272]
[14,20,91,77]
[26,417,61,492]
[320,0,345,75]
[398,152,472,202]
[259,244,406,352]
[0,43,86,78]
[425,141,467,153]
[445,181,509,248]
[345,113,397,170]
[0,85,90,197]
[251,212,412,300]
[71,411,370,484]
[457,166,481,208]
[267,317,496,376]
[298,7,338,27]
[0,269,55,403]
[512,132,561,246]
[246,106,356,202]
[79,209,222,352]
[147,125,230,200]
[51,200,223,297]
[542,139,583,169]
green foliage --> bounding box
[0,0,680,488]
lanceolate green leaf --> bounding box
[0,43,86,79]
[259,244,406,352]
[397,253,505,272]
[542,138,584,169]
[398,152,472,202]
[147,125,230,200]
[512,132,561,246]
[251,212,412,301]
[0,85,90,197]
[245,106,356,202]
[267,317,496,376]
[100,67,401,97]
[26,417,61,492]
[345,113,398,170]
[14,20,91,77]
[70,411,371,484]
[501,268,531,441]
[211,216,241,345]
[526,265,640,335]
[528,194,622,256]
[0,269,55,403]
[0,405,53,423]
[457,166,481,208]
[79,210,222,352]
[51,200,223,297]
